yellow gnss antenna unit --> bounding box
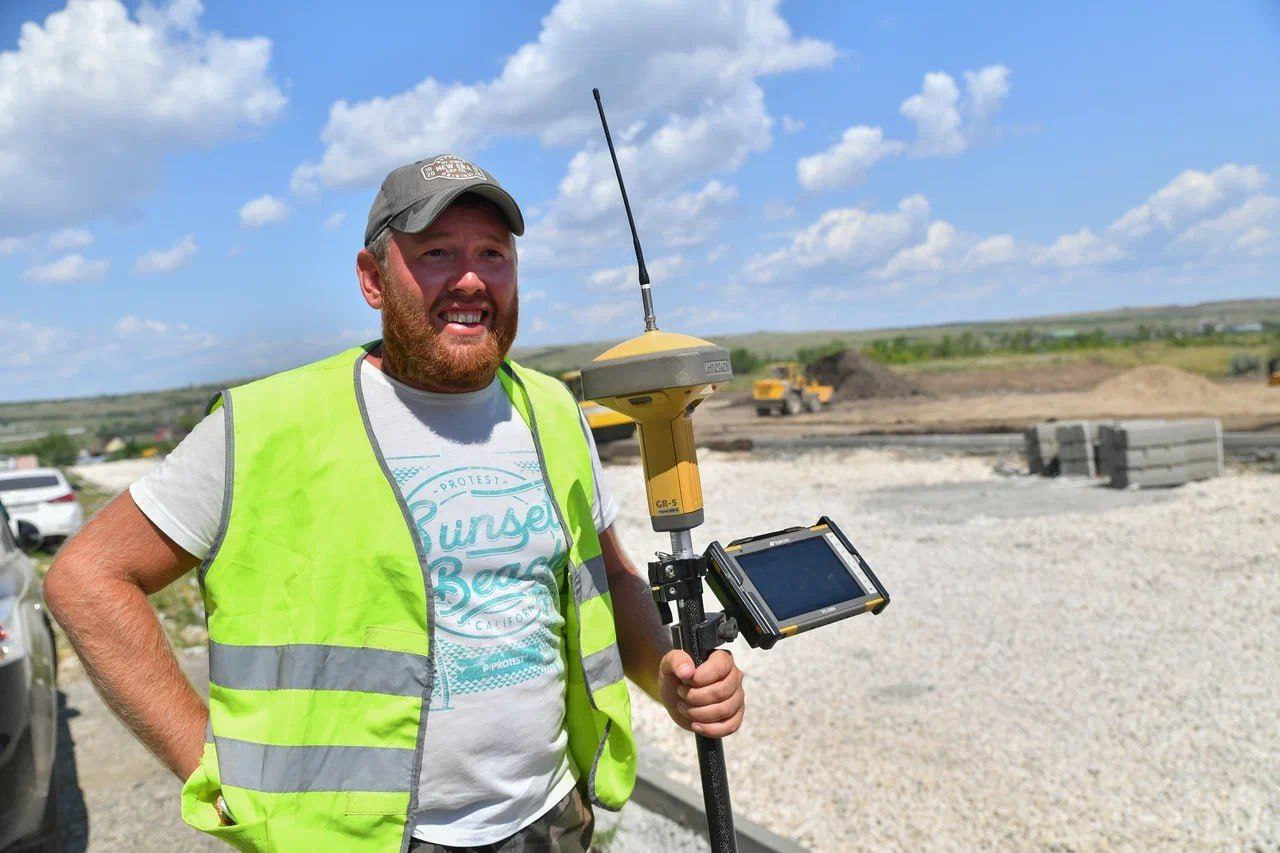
[579,88,733,537]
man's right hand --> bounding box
[44,490,210,780]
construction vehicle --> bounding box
[752,362,833,416]
[1268,355,1280,386]
[561,370,637,442]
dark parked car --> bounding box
[0,499,59,851]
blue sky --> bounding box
[1,0,1278,401]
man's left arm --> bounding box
[598,525,745,738]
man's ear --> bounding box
[356,248,385,310]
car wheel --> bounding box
[755,406,772,417]
[783,394,802,416]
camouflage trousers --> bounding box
[408,788,594,853]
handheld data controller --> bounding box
[704,518,888,650]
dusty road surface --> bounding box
[606,448,1280,851]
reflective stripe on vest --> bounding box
[181,345,634,853]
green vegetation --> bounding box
[713,319,1280,387]
[9,430,80,466]
[728,347,763,375]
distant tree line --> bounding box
[723,322,1280,375]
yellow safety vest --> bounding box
[180,344,635,852]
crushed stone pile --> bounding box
[807,349,924,401]
[1088,365,1229,406]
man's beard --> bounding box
[379,272,518,392]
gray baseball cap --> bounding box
[363,154,525,246]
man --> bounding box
[46,154,744,852]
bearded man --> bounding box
[45,154,746,853]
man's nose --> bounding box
[452,270,487,295]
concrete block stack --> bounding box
[1023,423,1059,475]
[1054,421,1099,477]
[1098,419,1224,489]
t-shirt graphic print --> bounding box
[391,452,567,713]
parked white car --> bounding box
[0,468,83,547]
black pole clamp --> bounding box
[647,555,739,652]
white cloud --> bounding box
[1175,194,1280,257]
[114,315,169,336]
[0,237,24,256]
[48,227,93,251]
[293,0,834,192]
[22,253,110,283]
[0,0,286,233]
[797,125,906,191]
[781,115,805,134]
[707,244,729,263]
[323,211,347,231]
[240,195,291,228]
[1108,164,1268,242]
[295,1,831,270]
[571,301,633,328]
[964,234,1018,267]
[521,289,548,303]
[534,91,762,254]
[643,181,739,247]
[1036,228,1125,268]
[795,65,1011,191]
[900,65,1011,157]
[744,163,1276,294]
[0,316,67,369]
[587,255,684,291]
[878,221,957,278]
[746,195,932,282]
[963,65,1012,126]
[900,72,964,156]
[133,235,198,274]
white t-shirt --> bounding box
[131,360,618,846]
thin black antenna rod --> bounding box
[594,87,658,332]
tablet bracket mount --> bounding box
[648,554,739,657]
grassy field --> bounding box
[3,297,1277,442]
[516,297,1280,374]
[897,341,1277,377]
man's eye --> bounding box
[423,248,448,258]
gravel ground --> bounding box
[52,448,1279,850]
[605,448,1280,851]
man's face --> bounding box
[368,198,518,391]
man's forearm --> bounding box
[45,564,207,780]
[605,555,672,701]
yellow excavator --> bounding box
[752,361,834,416]
[561,369,638,442]
[1268,355,1280,386]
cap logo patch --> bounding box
[421,155,485,182]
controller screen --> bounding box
[734,535,866,622]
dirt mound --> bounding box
[1089,365,1229,406]
[807,349,924,401]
